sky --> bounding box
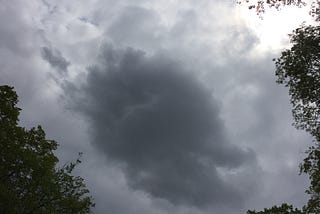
[0,0,316,213]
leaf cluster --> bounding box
[246,17,320,214]
[237,0,319,19]
[0,85,94,214]
[247,203,304,214]
[275,25,320,141]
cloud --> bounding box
[66,45,256,208]
[107,6,162,46]
[0,1,310,213]
[41,46,70,74]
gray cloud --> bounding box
[41,46,70,74]
[0,1,311,213]
[107,6,162,47]
[66,45,256,208]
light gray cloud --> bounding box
[66,45,256,208]
[107,6,162,48]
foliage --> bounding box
[247,203,303,214]
[275,24,320,141]
[0,85,94,214]
[241,1,320,213]
[248,140,320,213]
[237,0,319,19]
[300,144,320,213]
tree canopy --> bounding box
[275,25,320,141]
[239,1,320,213]
[0,85,94,213]
[237,0,319,19]
[247,203,304,214]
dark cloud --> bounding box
[0,1,313,213]
[66,45,256,208]
[41,46,70,74]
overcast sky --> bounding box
[0,0,316,213]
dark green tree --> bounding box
[247,204,304,214]
[275,24,320,141]
[0,85,95,214]
[246,13,320,214]
[237,1,320,213]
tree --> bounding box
[0,85,95,213]
[301,144,320,213]
[243,6,320,214]
[247,203,304,214]
[237,0,319,19]
[275,24,320,141]
[236,0,320,213]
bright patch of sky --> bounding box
[237,3,315,53]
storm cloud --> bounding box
[0,1,315,213]
[67,45,256,207]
